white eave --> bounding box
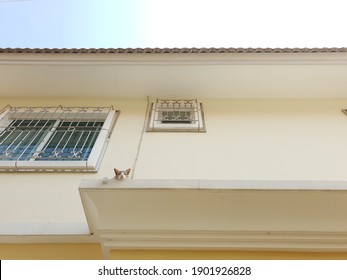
[79,179,347,256]
[1,48,347,99]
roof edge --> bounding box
[1,47,347,54]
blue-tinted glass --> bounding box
[0,120,55,161]
[0,120,103,161]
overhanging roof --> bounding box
[1,47,347,99]
[1,47,347,54]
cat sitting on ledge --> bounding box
[102,168,131,184]
[114,168,131,181]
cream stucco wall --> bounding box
[137,99,347,180]
[0,98,146,228]
[1,98,347,232]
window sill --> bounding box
[0,160,98,172]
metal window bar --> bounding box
[0,107,31,158]
[152,98,201,126]
[38,122,103,161]
[10,106,64,160]
[0,119,56,161]
[76,107,99,158]
[28,119,61,160]
[0,106,110,161]
[49,107,76,158]
[19,106,62,161]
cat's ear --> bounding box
[125,168,131,175]
[114,168,120,175]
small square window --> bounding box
[0,106,119,172]
[147,99,206,132]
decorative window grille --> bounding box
[147,98,206,132]
[0,105,119,172]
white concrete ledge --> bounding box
[79,179,347,253]
[79,178,347,190]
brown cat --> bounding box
[114,168,131,180]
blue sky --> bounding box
[0,0,347,48]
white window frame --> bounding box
[147,98,206,132]
[0,106,119,172]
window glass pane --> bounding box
[0,120,103,161]
[36,121,103,161]
[0,120,55,161]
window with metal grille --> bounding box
[159,111,193,124]
[147,98,206,132]
[0,106,119,172]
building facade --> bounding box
[1,48,347,259]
